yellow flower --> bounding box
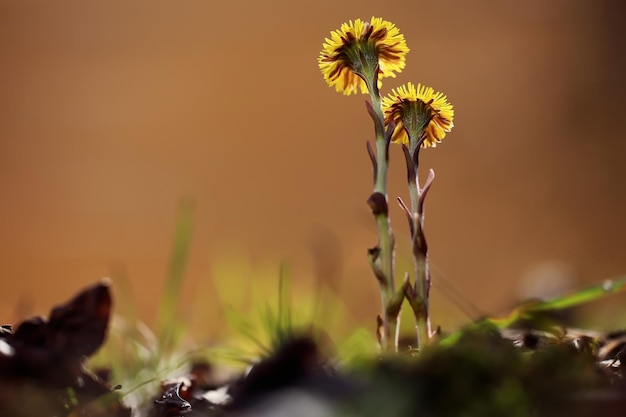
[382,82,454,148]
[318,17,409,95]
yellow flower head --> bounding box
[318,17,409,95]
[382,82,454,148]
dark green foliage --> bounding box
[347,327,604,417]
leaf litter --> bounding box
[3,280,626,416]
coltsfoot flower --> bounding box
[318,17,409,95]
[382,82,454,148]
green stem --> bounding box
[407,142,432,350]
[368,81,397,352]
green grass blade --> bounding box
[156,198,195,353]
[525,277,626,312]
[486,276,626,329]
[223,305,272,356]
[278,262,292,341]
[440,277,626,346]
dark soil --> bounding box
[2,282,626,417]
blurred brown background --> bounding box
[1,1,625,334]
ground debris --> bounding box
[6,283,626,417]
[0,281,130,417]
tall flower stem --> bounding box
[317,18,411,353]
[365,79,399,352]
[382,83,454,352]
[402,139,434,350]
